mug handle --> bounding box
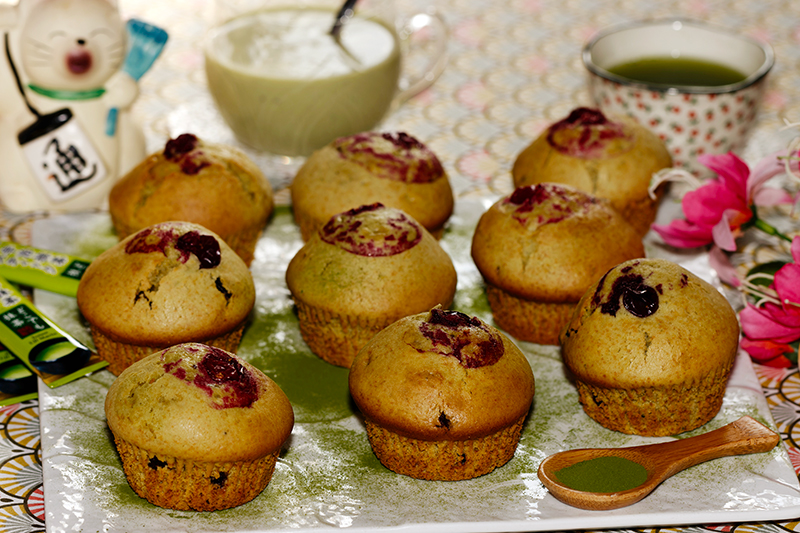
[392,10,448,108]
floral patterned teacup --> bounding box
[583,19,774,177]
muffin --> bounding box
[349,307,535,480]
[77,221,255,375]
[471,183,644,345]
[105,343,294,511]
[560,258,739,436]
[291,131,453,240]
[512,107,672,236]
[286,203,457,367]
[109,133,274,265]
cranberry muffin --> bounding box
[560,258,739,436]
[512,108,672,236]
[109,133,274,265]
[105,343,294,511]
[349,308,535,480]
[471,183,644,345]
[291,131,453,240]
[77,221,254,375]
[286,203,457,367]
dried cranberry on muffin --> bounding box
[290,131,453,240]
[77,221,255,375]
[349,308,535,480]
[560,258,739,436]
[109,133,274,266]
[286,203,457,368]
[512,108,672,236]
[471,183,644,345]
[105,343,294,511]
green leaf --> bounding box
[746,260,787,287]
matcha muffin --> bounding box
[291,131,453,240]
[286,203,457,367]
[560,258,739,436]
[109,133,274,266]
[349,308,535,480]
[471,183,644,345]
[105,343,294,511]
[512,108,672,236]
[77,221,255,375]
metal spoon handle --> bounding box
[331,0,359,37]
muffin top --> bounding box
[349,308,535,440]
[108,133,274,253]
[105,343,294,462]
[290,131,454,239]
[560,258,740,388]
[77,221,254,346]
[511,108,672,208]
[330,131,446,183]
[471,183,644,302]
[286,203,457,319]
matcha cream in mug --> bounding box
[204,2,445,157]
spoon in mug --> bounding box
[330,0,359,37]
[330,0,361,66]
[537,416,781,511]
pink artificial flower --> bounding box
[652,151,791,251]
[740,237,800,367]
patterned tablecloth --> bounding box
[1,0,800,532]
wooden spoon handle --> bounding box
[638,416,780,478]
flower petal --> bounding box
[748,150,791,203]
[682,183,747,226]
[740,337,795,367]
[651,219,713,248]
[792,236,800,263]
[711,210,740,251]
[708,245,740,286]
[741,303,800,342]
[698,152,749,197]
[752,187,793,207]
[773,262,800,309]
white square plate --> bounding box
[36,200,800,532]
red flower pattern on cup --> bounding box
[589,76,768,175]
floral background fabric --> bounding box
[1,0,800,532]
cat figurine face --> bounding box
[20,0,126,91]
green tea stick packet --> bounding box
[0,241,90,297]
[0,341,38,406]
[0,275,107,388]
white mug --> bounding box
[203,0,447,158]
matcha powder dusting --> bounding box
[554,456,648,493]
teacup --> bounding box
[203,0,447,158]
[582,18,774,176]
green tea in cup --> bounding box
[606,56,748,87]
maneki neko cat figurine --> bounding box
[0,0,166,213]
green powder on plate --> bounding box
[554,456,648,493]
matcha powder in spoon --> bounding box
[554,456,649,493]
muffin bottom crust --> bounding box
[573,363,733,436]
[90,323,246,376]
[294,301,391,368]
[486,285,575,346]
[364,414,527,481]
[113,436,278,511]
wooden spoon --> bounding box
[537,416,781,511]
